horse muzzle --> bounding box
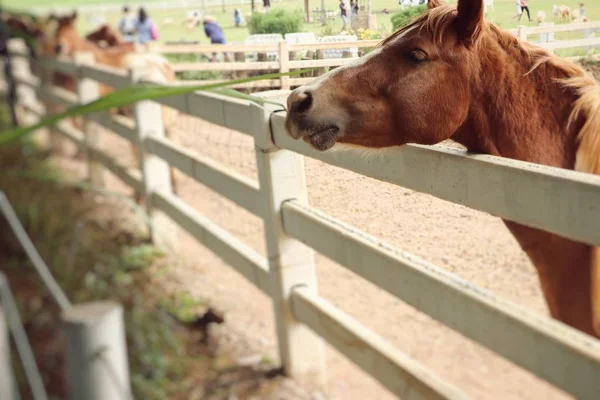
[285,87,343,151]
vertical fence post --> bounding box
[62,301,132,400]
[584,27,595,53]
[6,39,35,128]
[252,103,326,383]
[0,305,16,400]
[517,25,528,42]
[279,41,290,90]
[39,57,68,153]
[3,38,20,127]
[129,66,179,250]
[74,52,105,187]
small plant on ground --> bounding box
[320,23,335,37]
[159,291,207,324]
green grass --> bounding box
[6,0,600,44]
[0,104,201,399]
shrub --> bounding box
[391,5,427,31]
[248,9,304,35]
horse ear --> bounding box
[455,0,484,47]
[71,10,78,20]
[427,0,444,9]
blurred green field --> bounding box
[5,0,600,45]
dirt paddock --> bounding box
[49,85,594,399]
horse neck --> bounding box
[452,29,585,170]
[68,33,126,67]
[64,30,103,53]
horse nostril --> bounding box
[55,44,63,55]
[291,90,313,115]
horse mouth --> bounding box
[302,125,341,151]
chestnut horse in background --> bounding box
[1,13,52,70]
[85,24,123,48]
[49,12,180,196]
[285,0,600,339]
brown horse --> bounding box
[85,24,123,48]
[285,0,600,339]
[2,14,45,41]
[1,13,52,68]
[49,12,179,196]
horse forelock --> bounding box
[381,5,459,48]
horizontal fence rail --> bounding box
[270,114,600,246]
[145,136,263,216]
[79,64,130,88]
[153,41,381,55]
[52,118,144,192]
[282,201,600,399]
[290,287,470,400]
[521,21,600,35]
[88,113,136,143]
[142,84,257,136]
[540,37,600,51]
[151,191,272,295]
[7,36,600,400]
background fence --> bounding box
[4,36,600,399]
[27,0,280,16]
[156,22,600,90]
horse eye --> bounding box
[408,49,428,63]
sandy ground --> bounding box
[44,103,576,400]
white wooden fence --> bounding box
[28,0,279,16]
[515,21,600,53]
[155,40,378,90]
[159,22,600,90]
[6,38,600,399]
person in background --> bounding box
[351,0,359,16]
[117,5,136,43]
[202,16,227,61]
[580,3,586,18]
[135,7,158,45]
[233,8,243,27]
[339,0,349,31]
[519,0,532,22]
[511,0,523,20]
[263,0,271,13]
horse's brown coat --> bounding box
[285,0,600,338]
[85,24,123,48]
